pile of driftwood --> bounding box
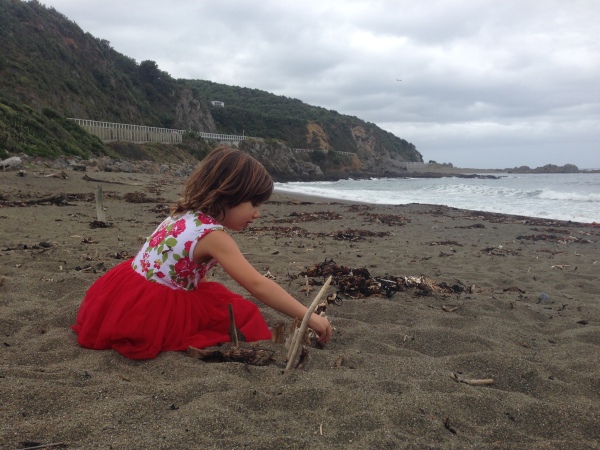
[187,279,333,372]
[301,258,462,298]
[187,304,276,366]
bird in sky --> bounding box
[397,79,402,81]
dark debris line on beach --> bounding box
[300,258,464,299]
[244,226,389,242]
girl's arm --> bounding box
[194,230,332,343]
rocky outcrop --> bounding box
[350,125,412,176]
[173,89,217,132]
[0,156,24,170]
[239,141,323,182]
[306,122,332,150]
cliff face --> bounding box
[350,124,414,176]
[238,138,409,182]
[306,122,332,150]
[174,89,217,133]
[239,140,323,182]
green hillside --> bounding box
[187,80,421,158]
[0,0,422,166]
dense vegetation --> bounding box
[0,97,108,159]
[0,0,422,165]
[188,80,421,158]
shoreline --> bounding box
[274,189,598,227]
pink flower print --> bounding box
[184,240,193,254]
[198,213,218,225]
[155,272,165,279]
[149,227,167,247]
[140,259,151,273]
[170,219,186,237]
[174,257,196,279]
[196,265,207,280]
[153,259,161,269]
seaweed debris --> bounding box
[273,211,343,223]
[359,212,410,226]
[245,226,390,242]
[330,229,390,241]
[516,234,591,244]
[124,192,164,203]
[301,259,461,298]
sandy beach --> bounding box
[1,164,599,449]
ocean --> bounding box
[274,173,600,224]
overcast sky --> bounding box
[40,0,599,169]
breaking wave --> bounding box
[275,173,600,223]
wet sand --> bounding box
[1,166,599,449]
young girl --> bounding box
[72,146,332,360]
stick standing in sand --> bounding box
[72,146,332,359]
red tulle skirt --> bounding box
[72,259,272,359]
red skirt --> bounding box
[72,259,272,359]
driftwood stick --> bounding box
[295,346,309,370]
[285,275,332,372]
[95,185,107,223]
[270,321,286,344]
[83,173,142,185]
[14,443,65,450]
[228,303,239,347]
[33,171,68,179]
[227,303,246,346]
[286,327,301,361]
[19,194,69,205]
[450,372,494,386]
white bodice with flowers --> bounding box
[132,211,224,291]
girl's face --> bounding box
[221,202,261,231]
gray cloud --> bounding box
[41,0,600,168]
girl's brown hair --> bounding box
[172,146,273,220]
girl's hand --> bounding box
[308,314,332,345]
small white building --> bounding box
[210,101,225,107]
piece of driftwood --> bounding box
[83,173,142,185]
[444,417,457,434]
[295,347,309,370]
[299,274,313,296]
[186,303,273,365]
[270,321,286,344]
[285,275,332,372]
[450,372,494,386]
[14,443,65,450]
[228,303,246,346]
[186,345,275,365]
[442,305,459,312]
[34,171,68,179]
[95,185,107,223]
[14,194,72,206]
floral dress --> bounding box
[132,211,223,290]
[72,211,272,359]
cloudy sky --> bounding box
[41,0,599,169]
